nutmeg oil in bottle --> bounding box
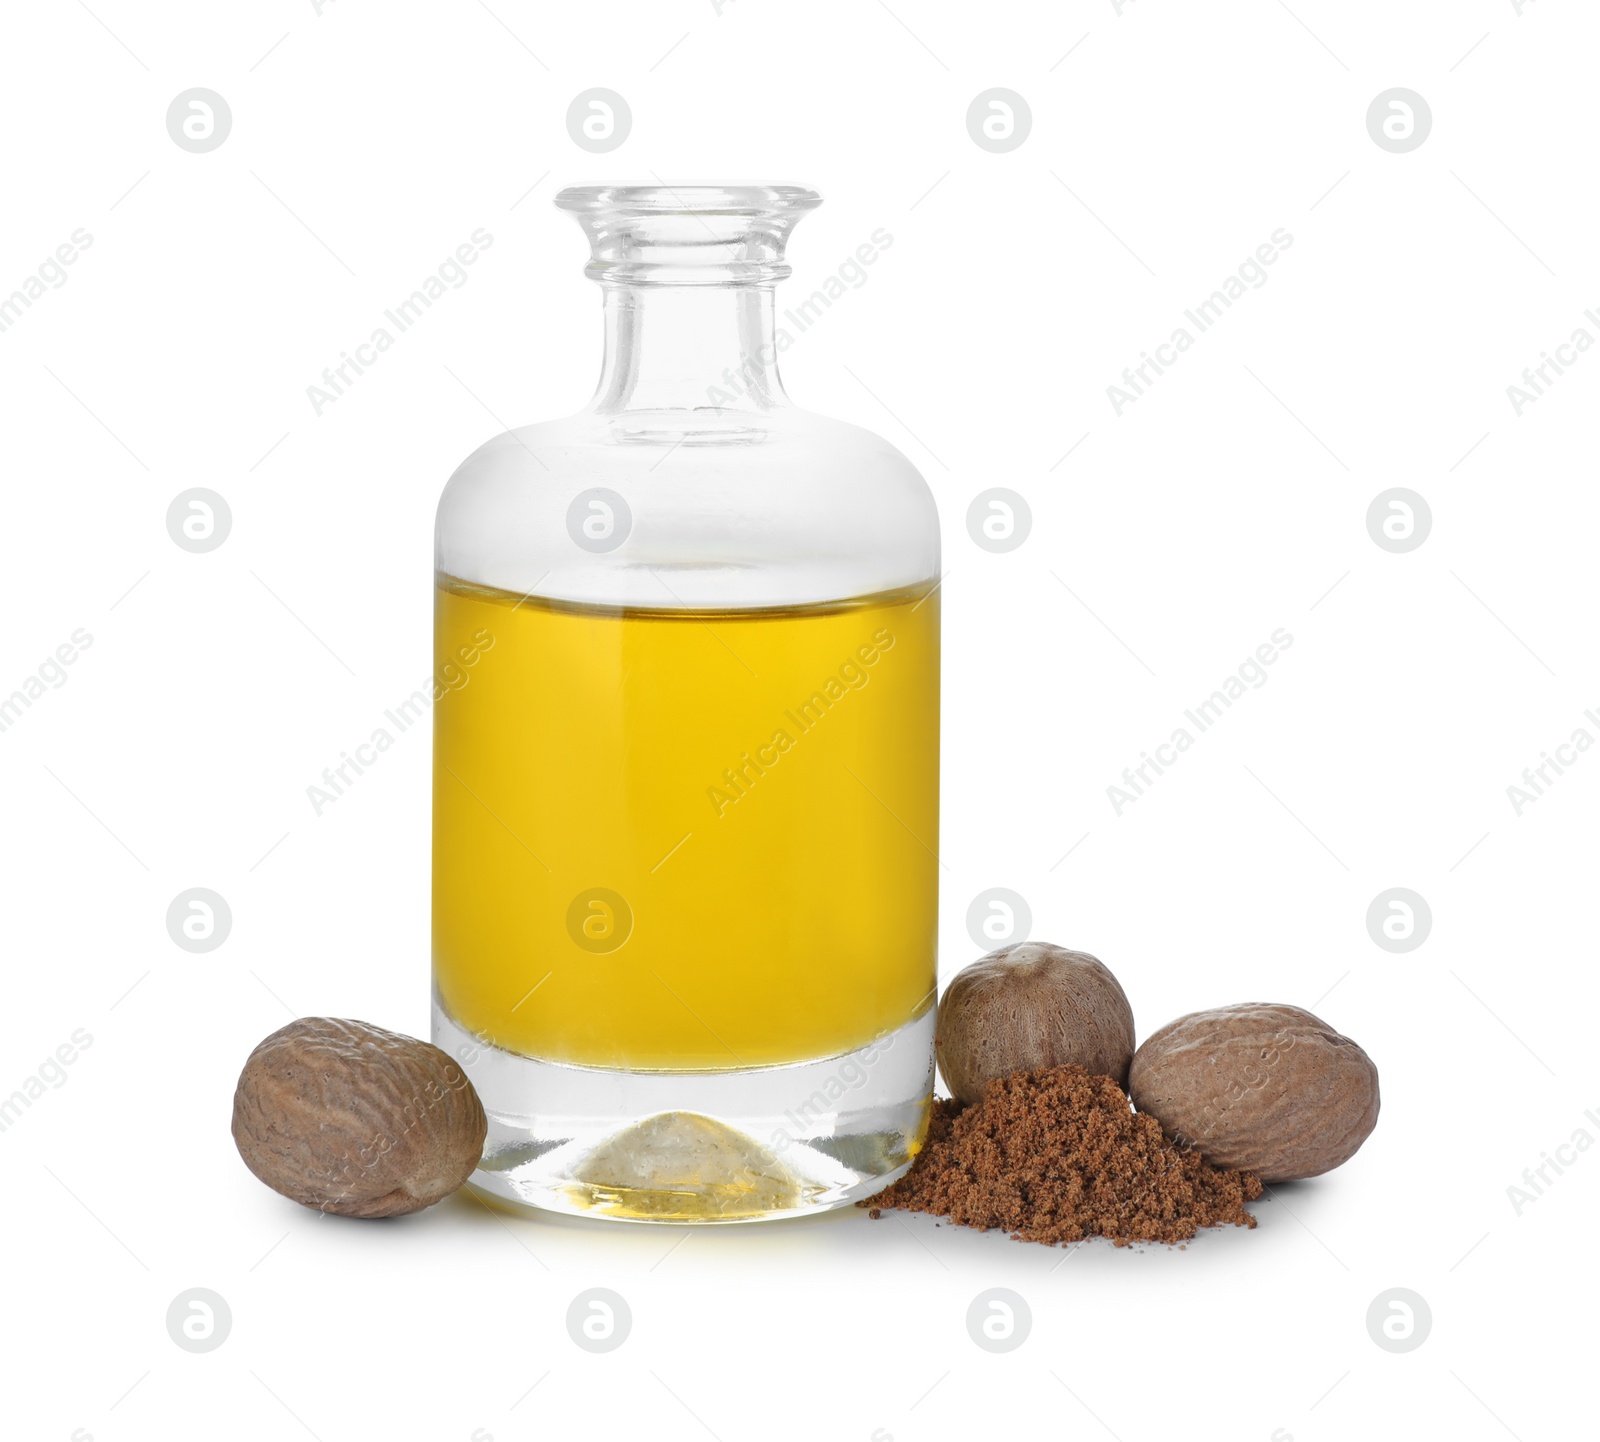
[432,575,939,1073]
[431,183,941,1221]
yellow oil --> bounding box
[432,575,939,1071]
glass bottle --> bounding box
[432,185,940,1222]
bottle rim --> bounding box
[555,183,823,216]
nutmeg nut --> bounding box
[935,942,1136,1104]
[1128,1003,1379,1183]
[231,1017,487,1217]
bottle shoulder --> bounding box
[436,408,939,610]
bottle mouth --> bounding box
[554,183,823,215]
[555,183,822,287]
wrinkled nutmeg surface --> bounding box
[935,941,1136,1103]
[231,1017,486,1217]
[1128,1003,1379,1183]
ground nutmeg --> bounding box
[865,1064,1263,1246]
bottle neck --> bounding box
[589,282,788,416]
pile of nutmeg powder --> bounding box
[866,1065,1262,1246]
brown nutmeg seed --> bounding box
[231,1017,487,1218]
[1128,1003,1380,1183]
[935,942,1136,1104]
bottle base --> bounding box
[432,998,934,1224]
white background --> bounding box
[2,1,1595,1438]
